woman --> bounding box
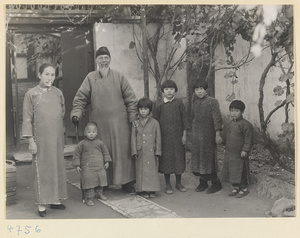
[22,63,68,217]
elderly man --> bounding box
[71,46,138,193]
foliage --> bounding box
[131,4,294,172]
[14,34,61,71]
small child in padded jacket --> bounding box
[73,121,112,206]
[221,100,253,198]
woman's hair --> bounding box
[161,80,178,92]
[193,81,208,91]
[137,98,153,112]
[229,100,245,112]
[38,63,56,74]
[85,121,98,129]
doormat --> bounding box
[67,172,181,218]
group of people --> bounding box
[22,46,253,217]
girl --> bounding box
[131,98,161,198]
[73,122,112,206]
[221,100,253,198]
[22,63,68,217]
[153,80,189,194]
[191,81,223,194]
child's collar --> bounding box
[163,96,175,103]
[232,115,243,122]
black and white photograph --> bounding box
[2,1,298,237]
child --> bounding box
[22,63,68,217]
[131,98,161,198]
[191,81,223,194]
[221,100,253,198]
[73,122,112,206]
[153,80,189,194]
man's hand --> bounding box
[72,116,80,126]
[131,120,139,128]
[104,162,109,169]
[76,166,82,172]
[241,151,248,159]
[28,139,37,154]
[132,154,138,160]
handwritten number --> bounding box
[24,226,31,234]
[7,225,41,235]
[35,225,41,233]
[16,225,22,236]
[7,225,13,233]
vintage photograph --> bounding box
[4,3,295,226]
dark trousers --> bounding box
[232,162,248,189]
[193,171,218,181]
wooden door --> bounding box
[61,28,94,138]
[6,32,15,146]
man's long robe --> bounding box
[71,69,138,185]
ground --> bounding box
[5,137,295,219]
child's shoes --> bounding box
[138,191,150,198]
[165,186,174,194]
[175,184,187,192]
[195,179,208,192]
[97,193,107,201]
[206,180,222,194]
[235,189,250,198]
[149,192,156,198]
[86,199,94,206]
[228,188,240,197]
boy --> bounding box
[221,100,253,198]
[73,122,112,206]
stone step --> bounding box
[11,144,77,163]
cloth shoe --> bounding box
[235,189,250,198]
[165,186,174,194]
[137,191,150,198]
[228,188,240,197]
[49,204,66,210]
[175,184,187,192]
[97,192,107,201]
[38,210,46,217]
[206,180,222,194]
[86,199,94,206]
[195,179,208,192]
[149,192,156,198]
[121,184,136,194]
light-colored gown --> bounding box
[22,86,68,204]
[71,69,138,185]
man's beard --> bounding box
[99,66,109,77]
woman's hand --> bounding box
[182,136,187,145]
[215,131,223,145]
[28,138,37,154]
[104,162,109,169]
[182,132,187,145]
